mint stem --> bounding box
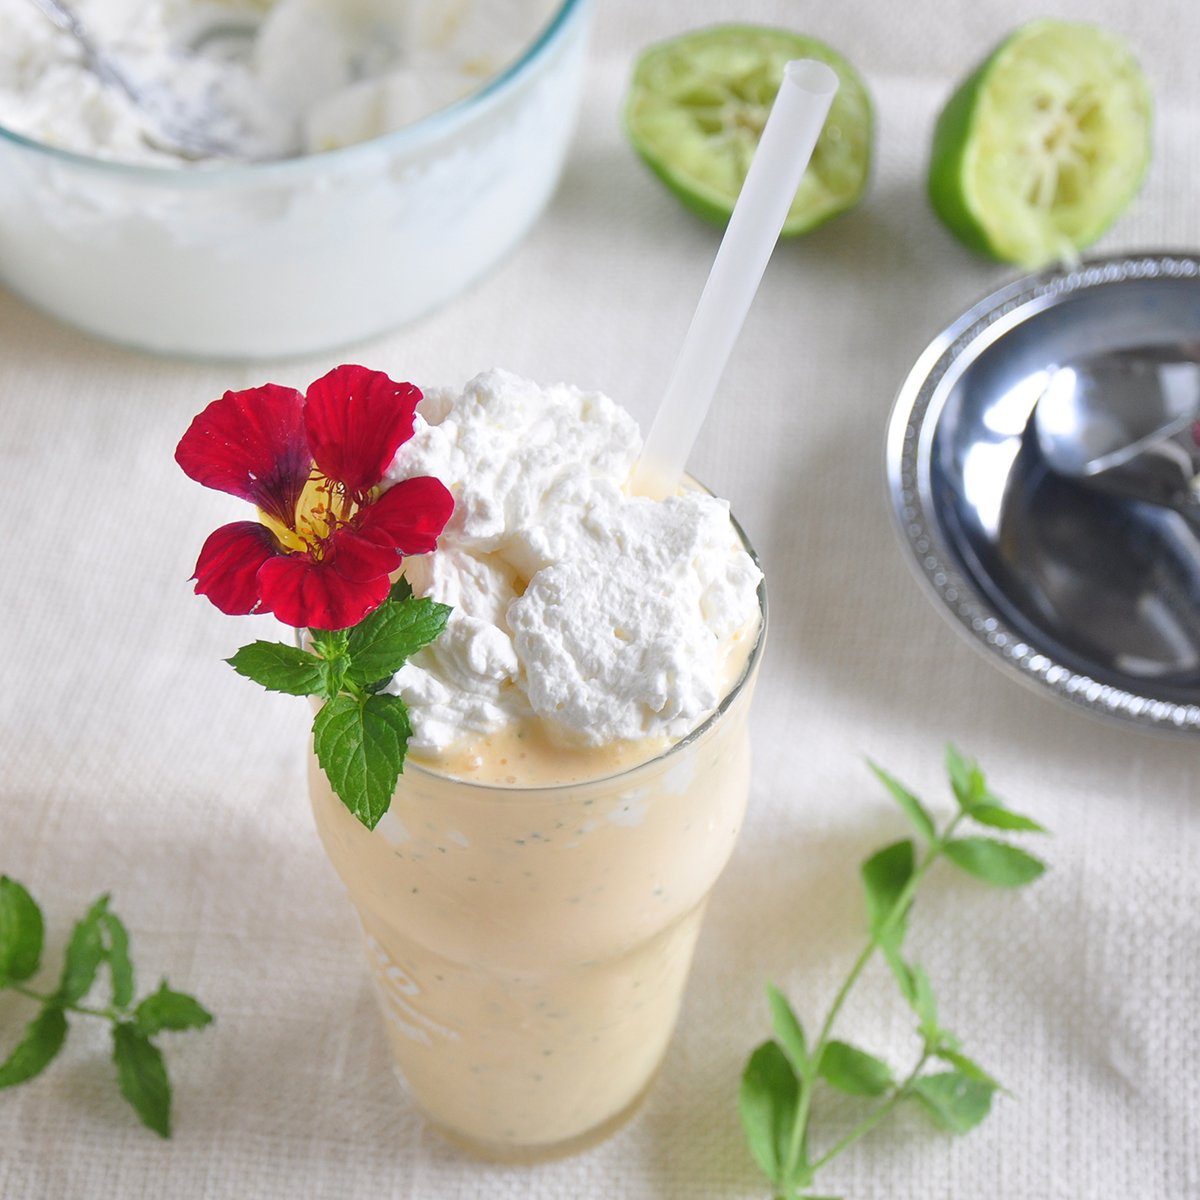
[10,982,124,1021]
[779,810,967,1188]
[810,1051,932,1171]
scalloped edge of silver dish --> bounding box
[886,250,1200,735]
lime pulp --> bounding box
[928,19,1153,268]
[623,25,873,237]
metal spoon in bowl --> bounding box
[1033,345,1200,517]
[25,0,259,161]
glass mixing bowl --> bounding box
[0,0,592,360]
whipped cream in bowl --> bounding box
[0,0,592,357]
[0,0,562,164]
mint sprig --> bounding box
[313,692,413,829]
[740,746,1047,1198]
[227,582,451,830]
[0,878,212,1136]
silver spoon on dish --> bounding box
[1034,345,1200,518]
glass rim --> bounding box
[402,498,768,796]
[0,0,589,185]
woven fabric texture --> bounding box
[1,1,1197,1196]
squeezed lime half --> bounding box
[623,25,872,236]
[928,19,1153,268]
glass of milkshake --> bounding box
[307,369,766,1160]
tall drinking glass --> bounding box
[308,532,765,1161]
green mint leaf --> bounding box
[766,983,808,1075]
[313,692,412,830]
[880,939,917,1006]
[0,876,44,985]
[910,1070,995,1134]
[0,1007,68,1088]
[860,839,914,943]
[321,655,351,697]
[945,745,986,811]
[883,949,941,1044]
[100,911,134,1010]
[934,1028,962,1052]
[945,744,972,807]
[135,981,214,1036]
[868,761,936,842]
[933,1048,1003,1091]
[112,1023,172,1137]
[309,628,350,658]
[739,1039,801,1185]
[56,896,109,1005]
[944,837,1046,888]
[967,804,1047,834]
[227,641,328,697]
[936,1022,964,1051]
[388,577,413,603]
[818,1040,895,1097]
[910,963,939,1037]
[345,596,452,685]
[309,629,353,697]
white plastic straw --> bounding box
[631,59,838,498]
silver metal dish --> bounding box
[886,252,1200,733]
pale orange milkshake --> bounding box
[307,369,764,1159]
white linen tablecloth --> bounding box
[2,1,1197,1196]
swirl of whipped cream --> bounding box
[384,369,762,752]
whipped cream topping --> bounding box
[0,0,557,164]
[385,369,763,753]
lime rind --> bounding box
[929,19,1153,268]
[928,46,1002,260]
[623,25,873,237]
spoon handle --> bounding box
[25,0,85,37]
[23,0,140,104]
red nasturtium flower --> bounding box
[175,365,453,631]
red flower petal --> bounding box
[176,385,311,529]
[192,522,282,615]
[257,552,390,631]
[355,476,455,556]
[304,366,421,497]
[326,527,403,584]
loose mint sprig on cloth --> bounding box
[740,747,1047,1199]
[175,366,455,830]
[0,878,212,1137]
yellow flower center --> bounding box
[259,471,361,558]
